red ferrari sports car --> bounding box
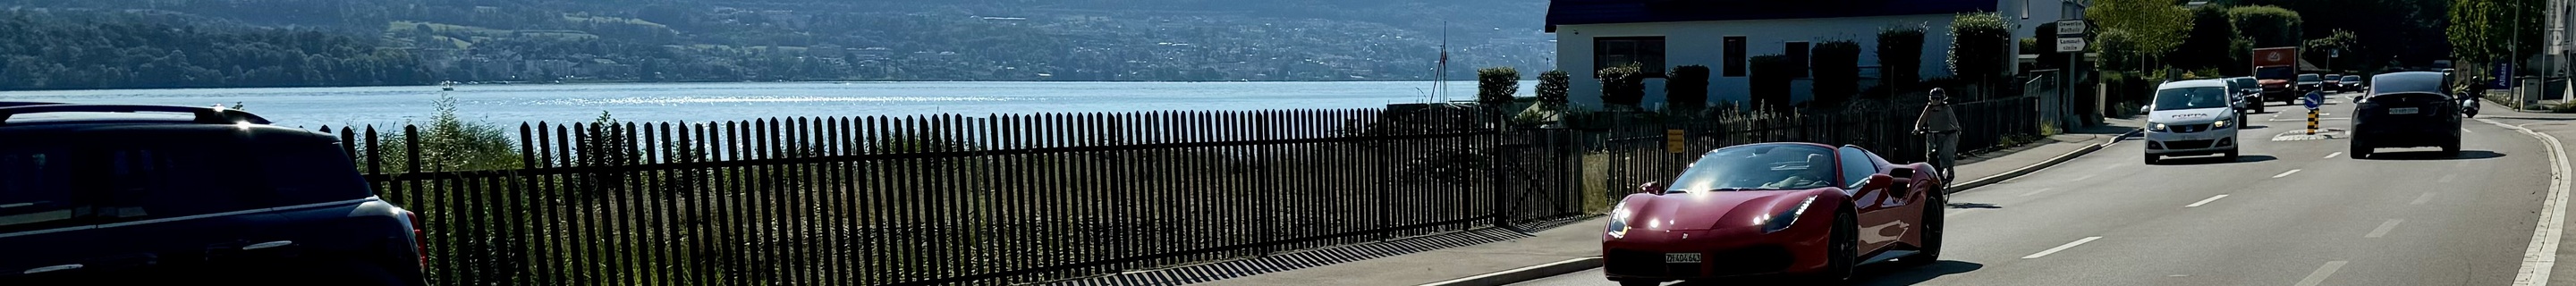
[1602,142,1946,284]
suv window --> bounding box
[1838,147,1874,189]
[0,139,369,232]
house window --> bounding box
[1785,41,1810,78]
[1723,36,1747,77]
[1594,37,1666,76]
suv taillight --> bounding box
[403,210,426,267]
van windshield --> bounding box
[2155,87,2232,111]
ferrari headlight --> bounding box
[2149,123,2170,132]
[1760,196,1818,233]
[1607,204,1632,238]
[2211,120,2230,129]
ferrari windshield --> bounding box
[2156,87,2231,111]
[1666,145,1839,191]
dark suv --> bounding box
[0,104,427,285]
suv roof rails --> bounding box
[0,104,273,125]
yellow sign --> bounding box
[1665,130,1687,154]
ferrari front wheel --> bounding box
[1817,209,1859,282]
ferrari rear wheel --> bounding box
[1898,191,1945,267]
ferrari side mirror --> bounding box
[1862,173,1895,190]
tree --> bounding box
[2174,5,2238,71]
[1536,71,1572,111]
[1877,24,1928,96]
[2088,0,2192,68]
[2305,29,2360,71]
[2228,5,2304,48]
[1948,13,2013,99]
[1665,65,1711,114]
[1475,67,1519,115]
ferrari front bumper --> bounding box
[1601,226,1829,281]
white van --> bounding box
[2142,80,2242,164]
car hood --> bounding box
[1616,189,1827,231]
[2149,107,2233,124]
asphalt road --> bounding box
[1514,96,2562,286]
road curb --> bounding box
[1945,130,2132,194]
[1417,257,1603,286]
[2483,115,2576,121]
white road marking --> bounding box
[2021,236,2103,259]
[2440,173,2459,182]
[2293,261,2350,286]
[2184,195,2230,208]
[2325,152,2342,159]
[2366,219,2404,238]
[2021,188,2055,197]
[2273,169,2302,178]
[2071,174,2096,181]
[2466,128,2477,133]
[2411,192,2436,205]
[2493,119,2570,286]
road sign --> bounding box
[2495,63,2515,89]
[2055,20,2086,35]
[2304,91,2323,109]
[1665,130,1686,154]
[2055,38,2087,53]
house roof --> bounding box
[1546,0,2002,32]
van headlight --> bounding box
[2212,120,2229,129]
[2148,123,2170,132]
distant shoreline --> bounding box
[0,79,1538,93]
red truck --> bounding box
[2251,46,2300,105]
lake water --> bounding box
[0,80,1535,129]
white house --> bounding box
[1546,0,2078,110]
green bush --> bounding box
[2227,5,2303,47]
[1811,41,1862,107]
[1748,55,1792,112]
[1597,64,1647,109]
[1948,12,2013,100]
[369,95,525,172]
[1476,67,1521,114]
[1877,24,1928,97]
[1665,65,1711,114]
[1537,70,1572,111]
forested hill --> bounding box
[0,0,1555,90]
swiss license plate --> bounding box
[2389,107,2419,114]
[1665,253,1701,264]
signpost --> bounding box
[2055,19,2086,129]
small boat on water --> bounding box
[439,80,458,91]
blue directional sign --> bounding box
[2496,63,2515,89]
[2304,90,2323,109]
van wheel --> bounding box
[2144,155,2160,164]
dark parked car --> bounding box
[2225,76,2265,114]
[2339,75,2366,92]
[2350,72,2462,158]
[2296,73,2325,95]
[0,104,428,285]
